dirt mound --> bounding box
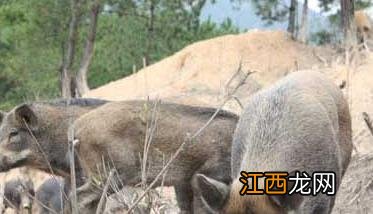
[348,54,373,155]
[85,30,336,113]
[333,154,373,214]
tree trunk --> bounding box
[340,0,356,47]
[60,0,81,98]
[75,0,101,97]
[299,0,308,43]
[288,0,298,39]
[144,0,155,66]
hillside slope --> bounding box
[85,30,336,111]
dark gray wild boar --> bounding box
[3,177,34,213]
[196,70,352,213]
[0,98,107,179]
[72,101,238,213]
[35,177,69,214]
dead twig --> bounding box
[95,169,115,214]
[312,49,328,66]
[362,112,373,137]
[126,63,253,213]
[339,80,347,89]
[68,123,79,214]
[0,184,4,214]
[141,98,160,189]
[106,155,128,206]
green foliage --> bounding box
[311,0,372,45]
[250,0,288,25]
[0,0,66,110]
[320,0,372,12]
[88,13,148,88]
[310,30,334,45]
[355,0,373,10]
[0,0,240,110]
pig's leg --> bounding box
[174,182,193,214]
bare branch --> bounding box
[141,99,160,188]
[68,123,79,214]
[232,96,244,110]
[96,170,115,214]
[0,184,4,214]
[339,80,347,89]
[363,112,373,137]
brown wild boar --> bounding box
[195,70,352,213]
[71,101,238,213]
[0,98,107,180]
[3,177,34,213]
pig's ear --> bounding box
[14,104,38,129]
[268,193,304,211]
[195,173,229,211]
[268,170,304,211]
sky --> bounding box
[308,0,339,14]
[201,0,330,32]
[308,0,325,13]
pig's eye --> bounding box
[9,129,19,138]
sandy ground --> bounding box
[85,30,336,108]
[332,153,373,214]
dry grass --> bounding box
[0,185,4,213]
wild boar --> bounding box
[35,177,69,214]
[71,101,238,213]
[3,177,34,213]
[0,98,107,180]
[195,70,352,213]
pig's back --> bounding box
[233,71,347,180]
